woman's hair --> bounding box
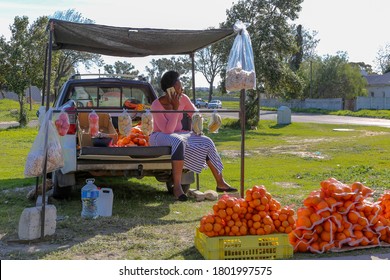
[160,70,180,92]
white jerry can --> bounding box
[97,188,114,217]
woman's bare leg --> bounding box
[172,160,186,198]
[206,160,233,190]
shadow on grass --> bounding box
[0,176,203,260]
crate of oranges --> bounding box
[195,185,294,260]
[195,227,293,260]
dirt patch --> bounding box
[274,182,301,189]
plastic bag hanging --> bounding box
[24,108,64,177]
[54,109,70,136]
[118,109,132,137]
[192,112,203,135]
[141,109,153,136]
[208,110,222,133]
[88,110,99,137]
[226,20,256,92]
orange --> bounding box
[297,216,312,228]
[264,224,272,234]
[217,200,227,209]
[310,212,322,224]
[259,210,267,218]
[205,215,215,224]
[204,223,213,232]
[263,216,273,225]
[233,203,241,213]
[260,197,269,205]
[347,211,359,223]
[281,220,289,228]
[252,191,261,199]
[252,214,261,222]
[226,207,234,216]
[213,223,222,233]
[218,209,227,219]
[316,200,329,210]
[239,225,248,235]
[279,213,288,222]
[256,228,266,235]
[285,226,293,234]
[231,225,239,234]
[357,217,368,227]
[226,198,236,208]
[320,231,331,242]
[297,242,309,253]
[314,224,323,234]
[323,220,337,233]
[252,221,261,229]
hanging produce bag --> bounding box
[208,110,222,133]
[140,109,153,136]
[226,20,256,92]
[24,109,64,177]
[118,109,132,137]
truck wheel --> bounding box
[52,171,72,199]
[166,182,190,194]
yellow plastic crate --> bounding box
[195,228,293,260]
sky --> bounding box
[1,0,390,86]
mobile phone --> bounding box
[166,87,176,98]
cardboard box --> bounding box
[77,112,118,147]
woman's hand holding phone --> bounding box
[166,87,181,110]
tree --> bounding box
[196,42,225,102]
[289,24,303,72]
[104,61,139,78]
[311,52,367,99]
[0,16,47,125]
[145,56,192,95]
[375,43,390,74]
[51,9,103,98]
[222,0,304,126]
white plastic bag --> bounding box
[208,110,222,133]
[24,109,64,177]
[192,112,203,135]
[141,109,153,136]
[226,20,256,92]
[118,109,132,136]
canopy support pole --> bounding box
[40,22,54,239]
[240,89,246,198]
[190,53,201,191]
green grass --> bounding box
[1,100,390,260]
[0,99,40,122]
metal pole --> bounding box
[40,22,54,239]
[41,44,48,106]
[190,53,201,190]
[240,89,246,198]
[191,53,196,103]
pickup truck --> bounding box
[51,74,194,198]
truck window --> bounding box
[69,85,151,108]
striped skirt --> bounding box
[149,131,223,174]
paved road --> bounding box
[220,110,390,128]
[2,112,390,129]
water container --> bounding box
[97,188,114,217]
[81,178,99,219]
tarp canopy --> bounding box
[48,19,234,57]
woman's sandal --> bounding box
[216,186,238,193]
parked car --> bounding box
[195,98,208,108]
[207,99,222,109]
